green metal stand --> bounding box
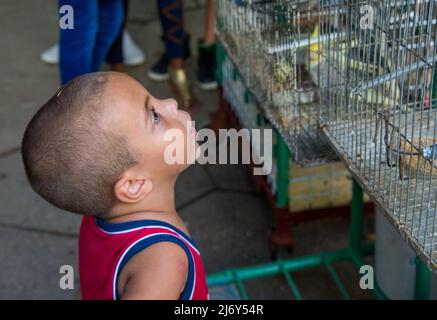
[207,132,385,299]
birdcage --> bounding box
[217,0,335,165]
[318,0,437,270]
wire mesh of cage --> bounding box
[217,0,336,165]
[221,54,280,190]
[318,0,437,270]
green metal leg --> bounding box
[415,257,431,300]
[270,130,293,251]
[275,129,289,208]
[348,180,387,300]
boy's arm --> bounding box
[118,242,189,300]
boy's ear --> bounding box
[114,175,153,204]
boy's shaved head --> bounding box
[22,72,137,216]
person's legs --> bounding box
[203,0,216,44]
[155,0,198,111]
[92,0,124,72]
[105,0,128,70]
[158,0,189,62]
[59,0,98,84]
[105,0,145,70]
[148,0,190,81]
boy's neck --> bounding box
[104,179,178,224]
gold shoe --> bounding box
[169,67,199,112]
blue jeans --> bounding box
[105,0,128,65]
[59,0,124,84]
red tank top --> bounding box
[79,216,209,300]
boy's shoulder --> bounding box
[117,240,189,299]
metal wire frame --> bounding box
[216,0,335,165]
[209,38,433,300]
[318,0,437,271]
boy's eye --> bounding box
[151,107,160,125]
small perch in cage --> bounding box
[353,53,437,106]
[318,52,401,110]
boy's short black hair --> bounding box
[21,72,137,216]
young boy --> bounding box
[21,72,208,300]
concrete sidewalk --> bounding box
[0,0,372,299]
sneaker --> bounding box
[148,54,170,81]
[197,40,218,91]
[123,30,145,66]
[40,30,145,67]
[41,43,59,64]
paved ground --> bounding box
[0,0,380,299]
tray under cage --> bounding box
[318,0,437,270]
[217,0,335,165]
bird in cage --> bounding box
[387,115,437,180]
[273,55,295,92]
[397,136,437,179]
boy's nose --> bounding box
[164,98,178,114]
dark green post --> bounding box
[415,257,431,300]
[350,180,364,254]
[275,130,289,208]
